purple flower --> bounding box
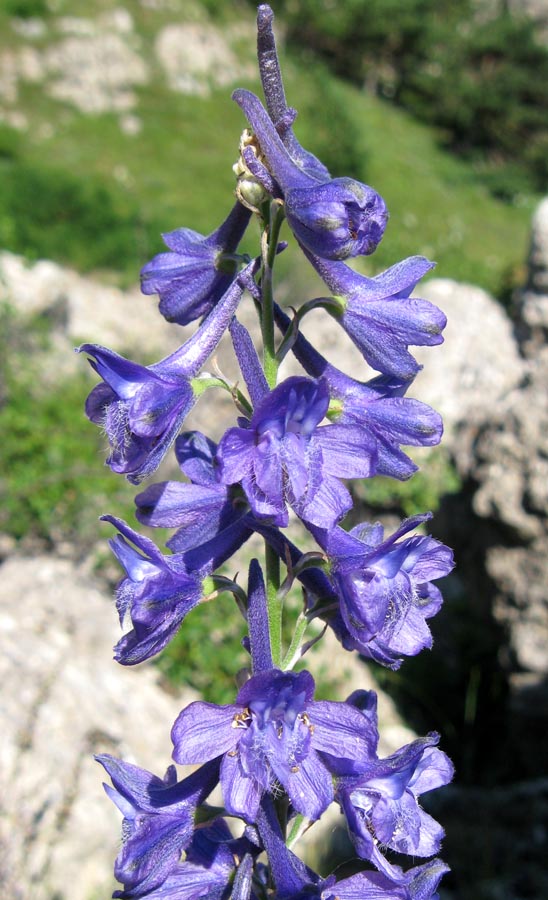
[82,346,196,484]
[233,89,387,260]
[103,515,202,664]
[216,376,377,528]
[318,514,454,668]
[317,862,450,900]
[171,668,377,822]
[327,373,443,480]
[274,303,443,480]
[305,252,445,381]
[141,202,251,325]
[80,263,255,483]
[338,734,453,878]
[97,755,219,898]
[135,432,244,553]
[103,514,252,664]
[257,794,449,900]
[126,819,257,900]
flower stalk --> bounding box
[83,6,455,900]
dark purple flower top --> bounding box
[90,8,454,900]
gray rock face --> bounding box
[0,250,181,360]
[0,553,197,900]
[515,197,548,355]
[0,8,256,131]
[451,355,548,679]
[416,278,526,439]
[439,199,548,731]
[155,22,255,97]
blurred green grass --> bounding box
[0,1,537,293]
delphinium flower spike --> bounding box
[86,5,455,898]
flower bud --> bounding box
[285,177,388,260]
[233,89,388,260]
[233,129,271,212]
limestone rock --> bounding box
[45,31,148,114]
[435,244,548,733]
[0,251,181,363]
[0,553,198,900]
[415,278,525,439]
[155,22,254,97]
[460,354,548,690]
[515,196,548,355]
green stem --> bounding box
[260,204,286,668]
[190,375,253,416]
[261,202,285,389]
[281,611,308,671]
[265,539,282,667]
[286,813,311,849]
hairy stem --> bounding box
[265,539,282,667]
[261,202,285,388]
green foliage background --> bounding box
[0,0,540,293]
[275,0,548,198]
